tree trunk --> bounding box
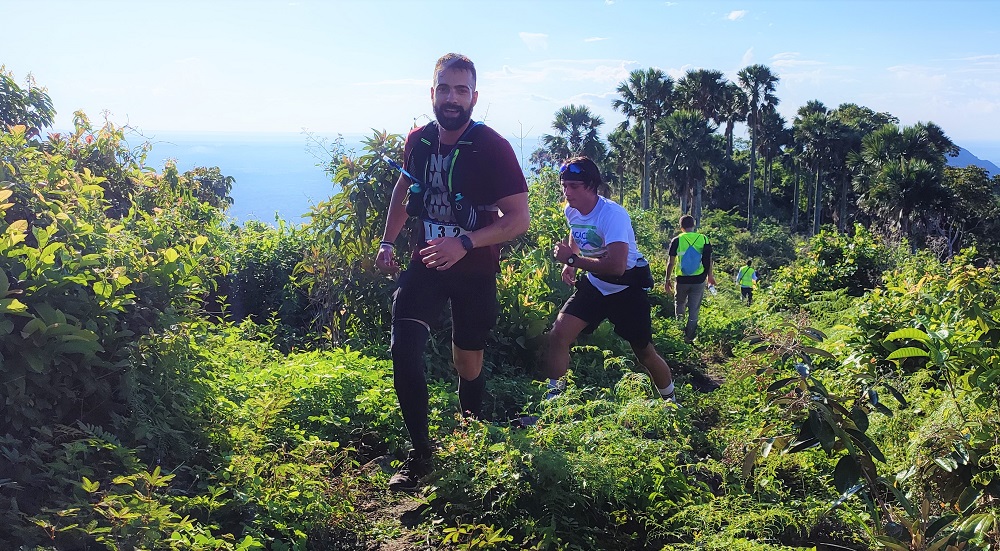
[812,166,822,236]
[838,175,848,233]
[695,177,703,224]
[725,121,735,158]
[748,119,757,231]
[642,118,651,210]
[791,161,800,232]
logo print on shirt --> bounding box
[571,224,605,256]
[424,153,454,222]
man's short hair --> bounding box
[559,156,603,192]
[434,53,476,86]
[680,215,696,230]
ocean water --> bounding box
[139,132,367,224]
[138,130,540,225]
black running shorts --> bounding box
[559,275,653,348]
[391,261,499,351]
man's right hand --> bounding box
[664,280,674,295]
[375,243,399,276]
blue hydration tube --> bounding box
[381,154,424,192]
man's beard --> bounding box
[434,102,473,131]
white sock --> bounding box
[658,382,675,398]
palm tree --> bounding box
[756,106,789,203]
[607,125,643,205]
[613,68,674,210]
[794,107,850,235]
[737,64,779,230]
[853,123,954,246]
[540,104,607,163]
[657,109,723,224]
[675,69,727,126]
[828,103,898,231]
[717,82,747,159]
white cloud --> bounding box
[585,37,609,43]
[727,10,747,20]
[519,32,549,51]
[770,52,824,69]
[352,78,427,87]
[483,59,636,87]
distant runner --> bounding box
[736,260,758,306]
[665,215,716,344]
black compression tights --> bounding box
[391,319,431,456]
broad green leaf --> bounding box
[883,384,908,408]
[850,406,869,433]
[958,486,982,514]
[872,536,910,551]
[956,513,994,539]
[0,270,8,295]
[801,346,835,360]
[742,447,758,479]
[925,514,958,539]
[0,298,27,314]
[800,327,827,341]
[93,281,112,299]
[21,317,46,337]
[163,248,180,263]
[887,347,929,360]
[767,377,798,393]
[933,456,958,472]
[834,455,861,494]
[885,328,931,342]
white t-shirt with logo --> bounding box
[565,196,641,296]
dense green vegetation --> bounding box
[2,64,999,550]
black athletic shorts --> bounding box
[559,275,653,348]
[391,261,498,351]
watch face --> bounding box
[567,255,575,265]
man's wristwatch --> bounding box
[458,234,474,252]
[566,254,578,266]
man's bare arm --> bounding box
[465,192,530,248]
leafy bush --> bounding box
[764,224,896,310]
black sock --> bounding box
[458,372,486,418]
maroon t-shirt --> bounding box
[402,122,527,274]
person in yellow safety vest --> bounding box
[736,260,758,306]
[665,215,715,344]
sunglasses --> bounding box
[559,163,583,175]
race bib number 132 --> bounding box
[423,219,468,239]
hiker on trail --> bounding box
[664,215,716,344]
[736,260,758,306]
[542,156,676,403]
[374,53,530,492]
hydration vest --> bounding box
[676,232,707,276]
[404,121,492,231]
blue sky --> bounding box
[4,0,1000,159]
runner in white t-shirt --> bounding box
[542,156,677,403]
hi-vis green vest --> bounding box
[675,232,707,276]
[738,266,755,287]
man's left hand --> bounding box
[420,237,468,271]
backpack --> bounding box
[677,233,706,276]
[404,121,490,231]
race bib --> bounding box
[423,219,469,239]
